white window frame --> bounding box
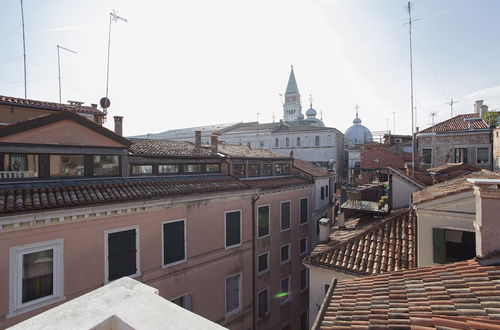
[9,239,65,317]
[257,251,270,275]
[162,219,187,268]
[225,272,242,318]
[224,210,242,249]
[171,293,192,311]
[280,200,291,232]
[300,268,309,292]
[280,243,291,265]
[257,287,270,318]
[280,276,291,305]
[299,197,309,225]
[104,225,141,283]
[299,237,308,256]
[257,204,271,239]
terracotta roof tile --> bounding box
[206,143,291,160]
[293,158,331,177]
[0,94,103,116]
[243,176,311,189]
[419,113,489,134]
[129,138,214,157]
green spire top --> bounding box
[285,65,299,95]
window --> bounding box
[477,147,489,164]
[280,201,291,231]
[93,155,120,176]
[50,155,84,177]
[225,274,241,317]
[300,268,308,291]
[433,228,475,264]
[262,163,273,176]
[300,311,308,330]
[163,220,186,266]
[275,163,291,176]
[275,138,279,148]
[454,148,468,164]
[422,149,432,164]
[285,137,290,147]
[300,237,308,255]
[324,284,330,294]
[257,252,270,275]
[233,163,245,177]
[258,288,270,318]
[131,165,153,175]
[280,277,290,304]
[315,136,320,146]
[10,239,64,315]
[248,163,261,177]
[321,187,325,200]
[225,211,241,248]
[159,164,179,173]
[259,142,265,148]
[172,294,192,311]
[0,153,38,179]
[280,244,290,264]
[300,198,308,224]
[326,185,329,197]
[183,164,201,173]
[257,206,270,238]
[206,164,220,172]
[296,137,301,147]
[106,227,139,282]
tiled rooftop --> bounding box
[293,159,330,177]
[129,138,215,157]
[0,95,104,116]
[413,169,500,205]
[419,113,489,134]
[427,162,480,174]
[243,176,311,189]
[0,175,248,214]
[209,143,291,160]
[305,209,415,275]
[315,259,500,329]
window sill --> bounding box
[225,307,242,319]
[162,259,187,269]
[225,243,242,250]
[8,295,66,319]
[280,227,291,233]
[257,269,270,276]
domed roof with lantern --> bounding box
[345,105,372,146]
[303,97,325,127]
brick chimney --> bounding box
[113,116,123,136]
[195,130,202,148]
[211,134,218,155]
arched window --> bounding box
[296,137,301,147]
[275,138,279,148]
[285,138,289,147]
[315,136,320,146]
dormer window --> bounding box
[50,155,84,177]
[0,153,39,179]
[233,163,245,178]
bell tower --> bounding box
[283,66,302,122]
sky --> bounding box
[1,0,500,137]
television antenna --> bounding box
[445,98,459,118]
[57,45,77,103]
[20,0,27,98]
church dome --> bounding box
[306,106,317,117]
[345,112,372,146]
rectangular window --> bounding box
[93,155,120,176]
[258,206,270,238]
[262,163,273,176]
[233,163,245,177]
[300,268,308,291]
[131,165,153,175]
[163,220,186,266]
[433,228,475,264]
[205,164,220,173]
[172,294,192,311]
[10,239,64,314]
[225,211,241,248]
[422,148,432,164]
[258,288,269,318]
[248,163,261,177]
[50,155,84,177]
[159,164,179,174]
[183,164,201,173]
[257,252,269,275]
[300,238,308,255]
[300,311,308,330]
[225,274,241,317]
[321,186,325,200]
[280,244,290,264]
[106,228,138,282]
[477,147,489,164]
[300,198,308,224]
[275,163,290,176]
[326,185,329,197]
[280,201,291,231]
[0,153,39,179]
[280,277,290,304]
[454,148,468,164]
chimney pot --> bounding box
[211,134,218,155]
[113,116,123,136]
[474,100,484,114]
[195,131,202,148]
[91,103,97,108]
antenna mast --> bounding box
[57,45,77,103]
[408,1,416,178]
[446,97,458,118]
[20,0,27,98]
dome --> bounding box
[306,106,317,117]
[298,112,304,120]
[345,112,372,146]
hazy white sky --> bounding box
[2,0,500,136]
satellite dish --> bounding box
[100,97,111,109]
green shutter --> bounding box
[433,228,446,264]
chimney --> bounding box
[474,100,484,114]
[318,218,331,243]
[113,116,123,136]
[480,104,489,117]
[337,212,345,228]
[194,130,201,148]
[211,134,218,155]
[91,103,98,108]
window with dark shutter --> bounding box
[300,311,308,330]
[321,187,325,200]
[258,289,269,318]
[226,274,240,315]
[326,185,329,197]
[225,211,241,248]
[281,202,290,231]
[300,268,308,290]
[108,229,137,281]
[258,252,269,274]
[300,198,308,224]
[163,221,185,266]
[280,244,290,264]
[258,206,269,238]
[432,228,446,264]
[280,277,290,304]
[300,238,307,255]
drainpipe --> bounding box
[251,193,260,330]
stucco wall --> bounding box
[392,175,420,209]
